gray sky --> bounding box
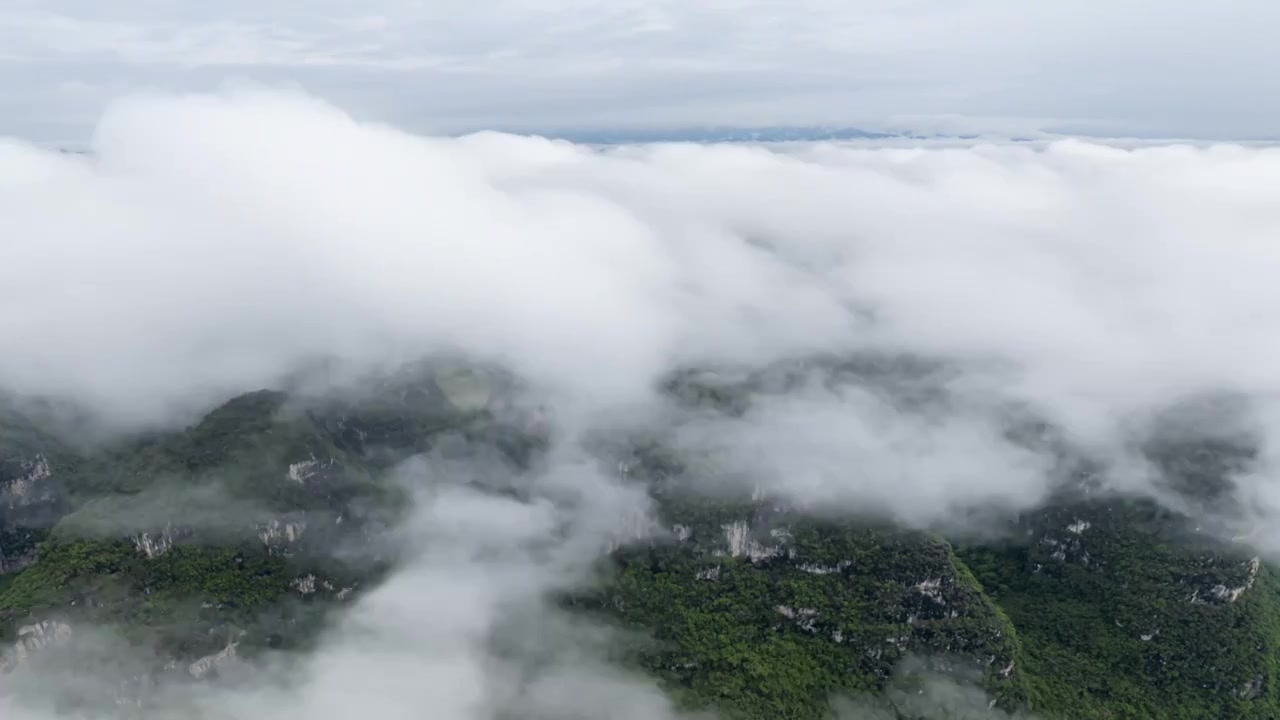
[2,1,1278,143]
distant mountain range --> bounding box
[541,126,910,144]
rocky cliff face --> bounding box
[0,620,73,673]
[0,365,1277,719]
[594,506,1029,718]
[958,497,1280,719]
[0,406,74,575]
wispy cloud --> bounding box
[6,88,1280,516]
[2,85,1275,718]
[2,2,1278,139]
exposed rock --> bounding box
[257,514,308,553]
[130,524,193,559]
[799,560,851,575]
[695,566,721,581]
[912,578,947,604]
[2,454,53,508]
[1237,674,1266,700]
[1192,556,1261,605]
[0,620,74,672]
[720,520,784,562]
[1066,519,1091,535]
[775,605,819,633]
[188,641,240,679]
[292,574,317,595]
[287,457,334,485]
[1038,530,1091,566]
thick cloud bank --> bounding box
[6,90,1280,504]
[3,89,1280,717]
[6,92,1280,413]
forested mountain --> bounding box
[0,360,1274,719]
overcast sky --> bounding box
[2,1,1277,143]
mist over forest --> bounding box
[3,90,1280,719]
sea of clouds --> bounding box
[4,87,1280,717]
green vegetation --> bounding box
[596,531,1026,720]
[0,368,503,668]
[957,499,1280,719]
[2,370,1280,719]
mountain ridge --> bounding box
[0,363,1275,719]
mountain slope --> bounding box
[0,370,1276,718]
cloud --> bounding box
[1,439,684,720]
[3,2,1280,139]
[6,89,1280,715]
[6,89,1280,501]
[670,377,1058,529]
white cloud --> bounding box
[2,451,685,720]
[0,91,1269,540]
[4,88,1280,715]
[6,89,1280,452]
